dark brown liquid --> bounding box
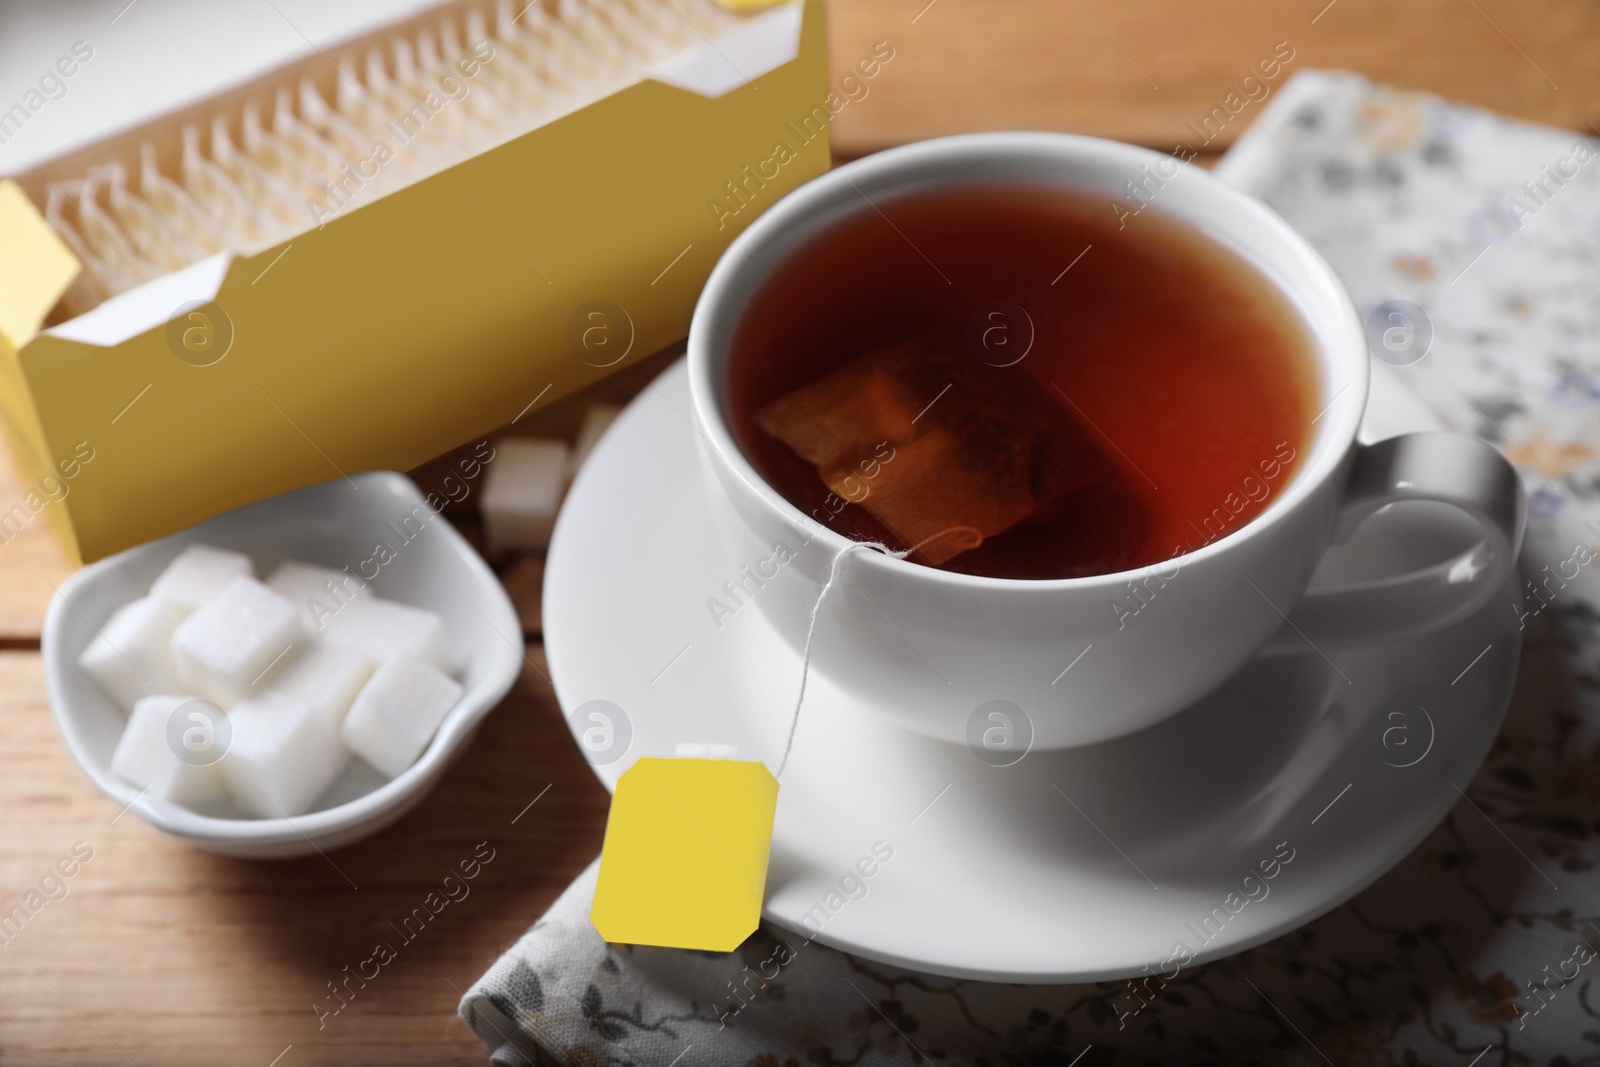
[727,184,1317,579]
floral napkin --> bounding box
[459,71,1600,1065]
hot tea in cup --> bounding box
[728,184,1319,580]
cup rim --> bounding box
[687,130,1369,591]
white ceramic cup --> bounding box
[687,132,1525,749]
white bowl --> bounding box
[42,471,523,858]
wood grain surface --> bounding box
[1,2,1594,1062]
[825,0,1596,158]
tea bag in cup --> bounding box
[756,339,1114,564]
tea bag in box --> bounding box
[757,339,1113,564]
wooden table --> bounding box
[0,3,1590,1062]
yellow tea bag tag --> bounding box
[589,542,893,951]
[591,758,778,951]
[0,180,80,350]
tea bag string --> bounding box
[774,540,904,779]
[774,527,981,779]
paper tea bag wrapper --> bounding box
[591,758,778,952]
[757,339,1114,564]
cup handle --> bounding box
[1281,432,1526,647]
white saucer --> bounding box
[544,361,1520,983]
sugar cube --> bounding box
[110,694,230,808]
[567,404,622,485]
[150,544,253,609]
[171,576,301,707]
[266,559,367,633]
[340,657,464,778]
[261,640,376,730]
[482,437,570,552]
[221,692,350,818]
[322,597,452,673]
[78,596,189,710]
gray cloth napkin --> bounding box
[461,71,1600,1065]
